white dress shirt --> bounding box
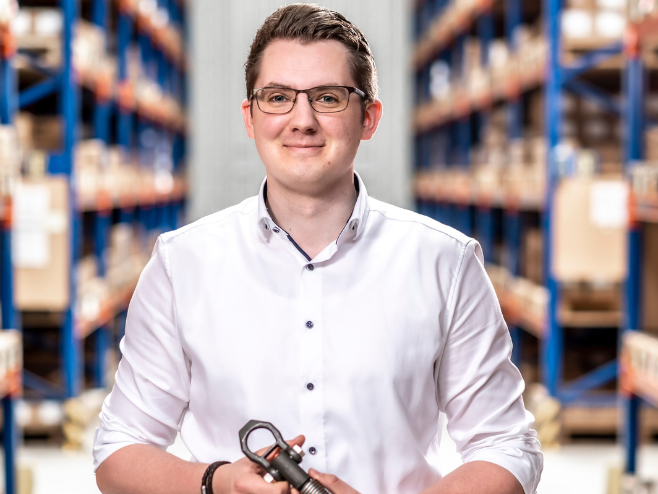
[93,172,542,494]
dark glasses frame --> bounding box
[250,85,367,114]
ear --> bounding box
[360,99,383,141]
[241,99,255,139]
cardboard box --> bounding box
[553,176,628,283]
[523,229,544,284]
[17,113,62,151]
[14,176,70,310]
[642,223,658,333]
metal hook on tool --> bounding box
[239,420,332,494]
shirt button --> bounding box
[307,383,314,391]
[309,447,317,455]
[306,264,314,271]
[306,321,314,329]
[273,227,280,233]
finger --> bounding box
[309,469,341,488]
[237,474,290,494]
[254,435,306,457]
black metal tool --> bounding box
[239,420,332,494]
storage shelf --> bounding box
[77,177,188,212]
[110,0,188,70]
[15,57,187,134]
[414,68,544,131]
[78,281,137,339]
[0,8,188,473]
[413,0,627,433]
[413,0,493,70]
[497,288,544,338]
[414,172,544,211]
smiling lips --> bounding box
[283,143,325,154]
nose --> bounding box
[288,92,318,133]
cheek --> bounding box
[253,115,287,144]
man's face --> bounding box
[241,39,382,196]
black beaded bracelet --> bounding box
[201,461,230,494]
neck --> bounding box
[265,172,358,260]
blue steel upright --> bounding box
[0,25,18,494]
[542,0,564,398]
[621,28,644,476]
[58,0,82,398]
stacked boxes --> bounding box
[106,224,149,295]
[562,0,627,42]
[628,0,658,21]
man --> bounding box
[94,5,542,494]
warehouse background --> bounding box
[0,0,658,493]
[188,0,412,218]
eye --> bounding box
[318,94,337,103]
[268,93,290,103]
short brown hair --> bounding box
[245,4,378,108]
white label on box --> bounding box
[595,11,626,38]
[596,0,626,10]
[12,10,31,36]
[33,9,63,37]
[562,10,594,38]
[590,181,629,228]
[12,183,51,268]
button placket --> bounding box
[298,262,326,471]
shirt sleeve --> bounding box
[435,240,543,494]
[92,236,191,471]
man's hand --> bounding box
[308,469,361,494]
[212,435,306,494]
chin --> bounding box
[274,166,341,192]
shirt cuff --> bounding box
[92,426,151,472]
[464,446,543,494]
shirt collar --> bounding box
[257,171,370,243]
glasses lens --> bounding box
[308,87,350,113]
[256,88,296,114]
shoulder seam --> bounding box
[161,202,257,243]
[368,207,470,245]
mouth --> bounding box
[283,144,325,155]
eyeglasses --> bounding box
[251,85,367,114]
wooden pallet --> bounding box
[16,35,61,67]
[563,37,658,71]
[559,285,622,328]
[561,406,658,442]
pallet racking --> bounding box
[0,0,188,489]
[1,2,22,491]
[412,0,628,427]
[621,8,658,476]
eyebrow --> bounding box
[262,82,346,88]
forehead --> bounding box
[257,39,355,88]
